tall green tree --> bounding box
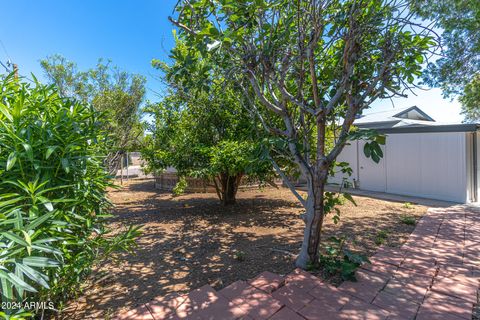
[143,39,274,205]
[40,55,146,173]
[414,0,480,121]
[169,0,435,268]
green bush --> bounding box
[0,74,139,318]
[172,177,188,196]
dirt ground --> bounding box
[61,178,428,319]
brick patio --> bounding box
[115,205,480,319]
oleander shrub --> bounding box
[0,74,139,319]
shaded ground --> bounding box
[60,178,428,319]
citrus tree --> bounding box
[169,0,436,268]
[142,38,274,205]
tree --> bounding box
[169,0,435,268]
[40,55,146,173]
[460,74,480,122]
[414,0,479,96]
[414,0,480,121]
[142,38,273,205]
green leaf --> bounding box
[7,271,37,293]
[22,257,60,268]
[22,143,34,161]
[31,244,62,255]
[343,193,357,206]
[15,264,49,289]
[363,143,371,158]
[372,142,383,158]
[21,230,32,255]
[1,232,29,247]
[6,152,17,171]
[375,135,386,145]
[61,158,70,173]
[0,272,13,301]
[27,210,55,230]
[37,196,54,212]
[0,102,13,122]
[45,146,57,160]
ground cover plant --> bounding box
[0,74,139,319]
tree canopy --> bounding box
[142,37,274,205]
[40,55,146,173]
[414,0,480,121]
[414,0,479,96]
[169,0,436,268]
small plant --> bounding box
[342,178,353,189]
[233,250,246,261]
[324,192,356,225]
[403,202,415,209]
[375,230,389,245]
[172,177,188,196]
[400,214,416,225]
[319,237,369,281]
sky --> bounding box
[0,0,464,123]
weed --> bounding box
[233,250,246,261]
[403,202,415,209]
[400,215,416,225]
[319,236,369,281]
[374,230,389,245]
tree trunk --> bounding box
[222,175,237,205]
[296,172,327,269]
[214,173,243,206]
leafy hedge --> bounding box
[0,74,139,319]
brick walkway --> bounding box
[115,206,480,320]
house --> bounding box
[330,106,479,203]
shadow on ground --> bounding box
[61,178,428,319]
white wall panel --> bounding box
[358,141,386,192]
[328,141,358,186]
[386,132,467,202]
[329,132,469,203]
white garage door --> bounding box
[332,132,469,203]
[384,132,467,202]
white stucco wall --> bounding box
[329,132,470,203]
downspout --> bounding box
[473,132,478,202]
[356,140,360,187]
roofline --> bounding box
[376,124,479,134]
[356,120,400,126]
[392,106,435,122]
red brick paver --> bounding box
[115,205,479,319]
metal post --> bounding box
[120,153,124,185]
[126,151,129,182]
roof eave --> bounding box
[376,124,479,134]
